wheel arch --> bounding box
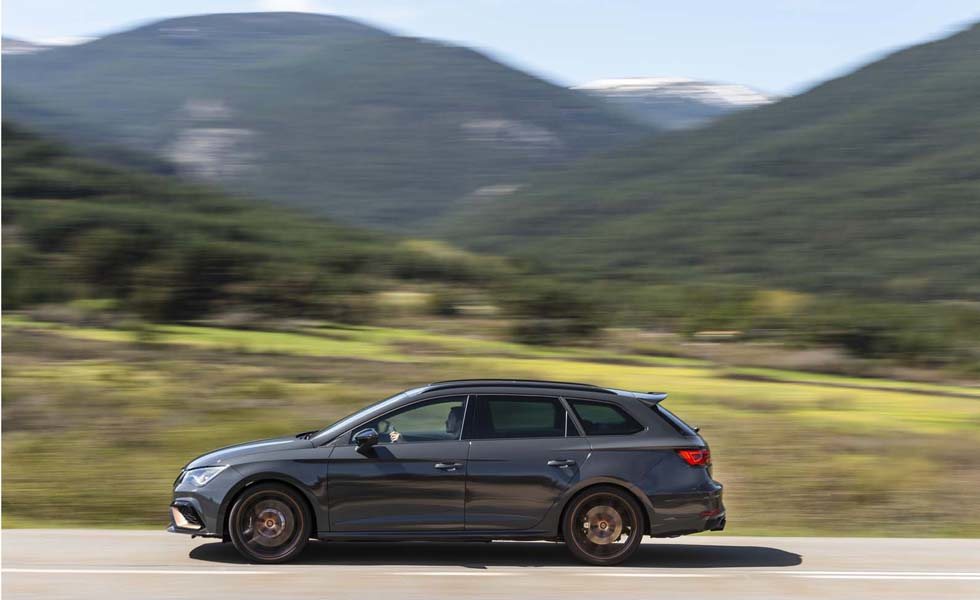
[554,478,654,537]
[217,472,320,538]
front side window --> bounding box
[465,395,566,439]
[568,399,643,436]
[313,387,426,443]
[359,396,466,443]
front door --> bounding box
[326,395,468,531]
[463,394,591,531]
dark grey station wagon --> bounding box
[169,379,725,565]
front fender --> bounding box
[214,467,326,537]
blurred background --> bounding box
[2,1,979,537]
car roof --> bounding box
[423,379,667,402]
[312,380,669,445]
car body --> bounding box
[169,379,724,564]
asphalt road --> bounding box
[3,530,979,599]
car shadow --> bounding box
[190,540,802,568]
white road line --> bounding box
[772,571,980,576]
[2,568,270,576]
[797,575,980,581]
[575,573,719,578]
[389,571,512,576]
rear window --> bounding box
[653,404,699,437]
[568,399,643,436]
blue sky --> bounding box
[3,0,978,94]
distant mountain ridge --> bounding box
[442,23,980,300]
[2,37,52,55]
[575,77,774,129]
[3,12,647,228]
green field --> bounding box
[4,315,979,536]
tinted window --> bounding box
[466,395,565,439]
[313,387,425,443]
[569,399,643,436]
[360,396,466,443]
[653,404,699,437]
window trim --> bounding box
[563,397,647,437]
[343,394,471,446]
[560,396,585,437]
[462,393,576,441]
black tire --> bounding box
[228,482,311,564]
[562,485,644,566]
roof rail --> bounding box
[426,379,609,392]
[424,380,668,402]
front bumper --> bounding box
[168,469,239,538]
[170,501,205,530]
[168,497,223,538]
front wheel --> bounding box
[228,483,311,563]
[562,486,644,565]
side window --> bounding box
[568,399,644,436]
[360,396,466,443]
[466,395,566,439]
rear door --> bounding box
[463,394,590,531]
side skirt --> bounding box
[316,530,557,543]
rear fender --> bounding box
[538,476,656,536]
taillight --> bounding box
[677,448,711,466]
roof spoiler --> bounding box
[635,391,668,403]
[609,389,667,403]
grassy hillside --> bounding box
[6,122,977,372]
[1,122,514,322]
[4,315,979,536]
[3,12,646,228]
[442,23,980,301]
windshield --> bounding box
[310,387,426,444]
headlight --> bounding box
[183,465,229,487]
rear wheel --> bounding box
[562,486,644,565]
[228,483,311,563]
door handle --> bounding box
[434,462,463,471]
[547,459,576,468]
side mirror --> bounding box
[352,428,379,448]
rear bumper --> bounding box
[705,514,726,531]
[647,482,725,537]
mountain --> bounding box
[441,24,980,300]
[2,12,646,228]
[1,122,515,321]
[2,37,52,55]
[575,77,773,129]
[2,92,179,174]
